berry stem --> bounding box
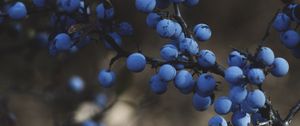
[173,3,192,38]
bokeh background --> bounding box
[0,0,299,126]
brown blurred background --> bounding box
[0,0,300,126]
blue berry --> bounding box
[271,57,289,77]
[126,53,147,72]
[208,115,228,126]
[280,30,300,49]
[175,32,185,42]
[193,23,212,41]
[174,70,194,91]
[273,12,291,32]
[256,47,275,66]
[214,96,232,115]
[192,93,211,111]
[96,3,114,20]
[231,111,251,126]
[158,64,177,81]
[229,86,247,104]
[160,44,179,61]
[247,68,265,85]
[172,22,183,39]
[197,73,216,96]
[156,19,176,38]
[8,2,27,20]
[228,51,247,67]
[149,75,168,94]
[224,66,244,84]
[135,0,156,13]
[69,76,85,92]
[118,22,133,36]
[179,38,199,55]
[246,89,266,108]
[54,33,72,51]
[197,50,216,67]
[98,69,116,88]
[146,13,161,28]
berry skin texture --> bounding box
[104,32,122,49]
[156,19,176,38]
[126,53,147,72]
[8,2,27,20]
[172,22,183,39]
[198,50,216,67]
[158,64,177,81]
[193,23,212,41]
[160,44,179,61]
[256,47,275,66]
[197,73,216,96]
[57,0,80,13]
[96,3,114,20]
[229,86,247,104]
[273,12,291,32]
[280,30,300,49]
[174,70,194,91]
[179,38,199,55]
[69,76,85,92]
[54,33,72,51]
[271,57,289,77]
[231,111,251,126]
[247,68,265,85]
[135,0,156,13]
[149,75,168,94]
[146,13,161,28]
[224,66,244,84]
[98,69,116,88]
[228,51,247,67]
[214,96,232,115]
[208,115,228,126]
[192,93,211,111]
[246,89,266,108]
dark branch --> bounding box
[173,3,191,38]
[284,100,300,124]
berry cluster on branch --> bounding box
[0,0,299,126]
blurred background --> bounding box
[0,0,300,126]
